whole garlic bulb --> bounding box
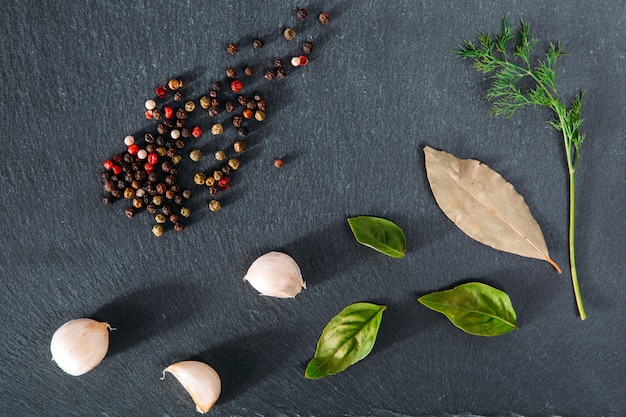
[50,318,113,376]
[162,360,221,414]
[243,251,306,298]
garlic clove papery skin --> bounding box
[243,251,306,298]
[50,318,112,376]
[162,360,221,414]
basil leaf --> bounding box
[418,282,518,336]
[305,302,386,379]
[347,216,406,258]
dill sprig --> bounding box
[456,18,587,320]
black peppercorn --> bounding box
[225,101,235,112]
[174,195,184,205]
[244,66,253,76]
[103,196,114,205]
[274,58,284,68]
[257,99,267,111]
[237,95,248,106]
[208,107,219,117]
[226,67,236,78]
[237,127,248,138]
[181,127,191,138]
[156,183,167,195]
[319,12,330,24]
[103,181,115,192]
[125,207,135,218]
[212,81,222,91]
[161,161,173,173]
[226,43,238,55]
[157,124,168,135]
[152,108,162,120]
[302,41,314,54]
[276,68,286,79]
[174,221,185,232]
[209,186,219,196]
[161,204,172,216]
[264,69,276,80]
[253,39,264,49]
[176,108,186,119]
[296,8,308,20]
[182,189,191,199]
[174,91,183,101]
[232,116,243,127]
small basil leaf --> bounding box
[305,302,386,379]
[348,216,406,258]
[418,282,518,336]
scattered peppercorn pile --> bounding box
[100,8,330,236]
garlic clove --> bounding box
[243,251,306,298]
[50,318,113,376]
[162,360,221,414]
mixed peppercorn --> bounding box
[100,7,330,235]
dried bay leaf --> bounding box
[418,282,518,336]
[424,146,560,272]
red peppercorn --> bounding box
[148,152,158,165]
[242,108,254,119]
[298,55,309,66]
[112,165,123,175]
[191,126,202,138]
[127,144,140,155]
[155,86,167,98]
[164,106,174,119]
[230,79,243,93]
[103,160,114,170]
[144,162,155,172]
[217,177,231,189]
[145,110,153,120]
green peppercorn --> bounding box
[171,154,183,165]
[194,172,207,185]
[254,110,266,121]
[215,150,226,161]
[152,224,164,237]
[189,149,202,162]
[199,96,210,109]
[283,28,296,41]
[211,124,224,135]
[155,213,167,224]
[208,200,221,212]
[228,158,240,170]
[184,101,196,112]
[233,141,246,153]
[180,207,191,217]
[213,170,223,181]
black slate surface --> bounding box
[1,1,625,416]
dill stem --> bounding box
[563,128,587,320]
